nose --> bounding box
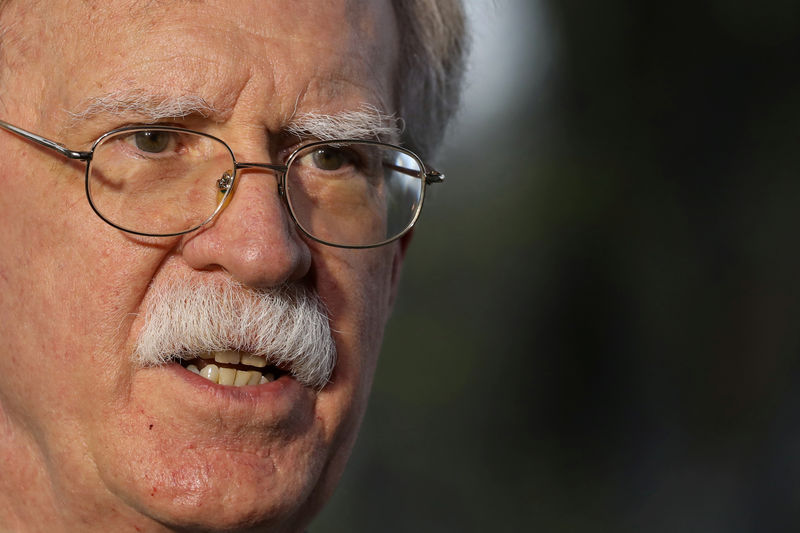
[180,168,312,288]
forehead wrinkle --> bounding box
[285,105,403,144]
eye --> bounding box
[130,130,175,153]
[308,146,353,171]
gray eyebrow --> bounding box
[65,93,403,144]
[65,90,222,125]
[286,105,404,143]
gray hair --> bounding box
[135,275,337,390]
[392,0,469,161]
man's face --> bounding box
[0,1,404,530]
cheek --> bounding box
[0,152,160,351]
[297,247,398,515]
[0,233,179,517]
[0,180,173,445]
[315,245,396,373]
[309,243,397,436]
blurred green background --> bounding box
[315,0,800,531]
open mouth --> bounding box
[179,350,288,386]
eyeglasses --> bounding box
[0,120,444,248]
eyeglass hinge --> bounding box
[425,170,445,184]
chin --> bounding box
[117,451,335,533]
[90,377,354,532]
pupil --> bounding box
[312,148,344,171]
[135,131,170,153]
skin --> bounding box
[0,1,408,531]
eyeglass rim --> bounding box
[282,138,430,249]
[0,120,442,248]
[85,126,239,239]
[87,125,433,248]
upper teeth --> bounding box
[212,350,241,364]
[185,350,276,386]
[241,353,267,367]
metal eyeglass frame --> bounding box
[0,119,445,249]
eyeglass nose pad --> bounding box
[216,170,235,208]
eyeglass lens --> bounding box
[86,129,425,246]
[285,142,424,247]
[88,129,232,236]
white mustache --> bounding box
[133,275,336,390]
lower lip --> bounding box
[161,362,311,410]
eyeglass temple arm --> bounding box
[0,119,91,160]
[382,161,445,184]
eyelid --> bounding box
[121,121,190,131]
[299,144,358,163]
[278,137,318,163]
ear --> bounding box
[387,229,414,309]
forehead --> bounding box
[3,0,399,131]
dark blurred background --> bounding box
[314,1,800,531]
